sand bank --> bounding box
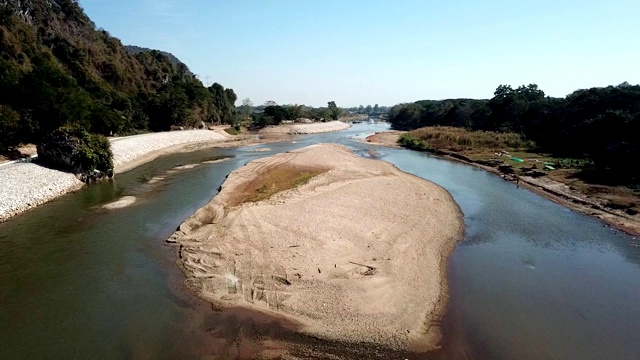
[364,130,404,148]
[169,143,464,352]
[258,120,350,135]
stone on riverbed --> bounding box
[102,196,137,209]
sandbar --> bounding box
[169,143,464,352]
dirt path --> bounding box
[169,143,464,355]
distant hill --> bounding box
[0,0,236,149]
[124,45,193,76]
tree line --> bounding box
[0,0,236,150]
[236,99,343,128]
[388,83,640,182]
[344,104,390,115]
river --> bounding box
[1,123,639,359]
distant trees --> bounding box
[388,83,640,183]
[344,104,389,115]
[327,101,341,120]
[486,84,546,133]
[263,105,290,123]
[248,102,346,128]
[237,98,254,121]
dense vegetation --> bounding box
[398,127,533,152]
[343,104,389,117]
[388,83,640,183]
[247,101,343,128]
[38,126,113,177]
[124,45,193,76]
[0,0,236,151]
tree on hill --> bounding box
[124,45,193,76]
[0,0,236,151]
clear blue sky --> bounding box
[79,0,639,107]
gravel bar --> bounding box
[0,130,227,222]
[109,130,226,166]
[258,120,350,135]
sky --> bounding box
[79,0,640,107]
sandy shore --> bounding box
[169,143,464,354]
[258,120,350,135]
[364,129,404,148]
[366,131,640,236]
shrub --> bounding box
[38,126,113,176]
[224,126,241,135]
[397,133,432,151]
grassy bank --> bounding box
[398,126,640,216]
[399,126,534,152]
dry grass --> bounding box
[227,164,328,206]
[409,126,534,152]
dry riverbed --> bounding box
[168,143,464,355]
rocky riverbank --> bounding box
[0,130,228,222]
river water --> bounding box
[1,123,639,359]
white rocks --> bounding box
[258,120,350,135]
[0,130,227,222]
[110,130,226,167]
[0,162,83,222]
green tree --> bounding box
[147,83,192,131]
[0,105,22,149]
[286,104,305,119]
[327,101,341,120]
[263,105,290,123]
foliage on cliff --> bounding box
[0,0,236,150]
